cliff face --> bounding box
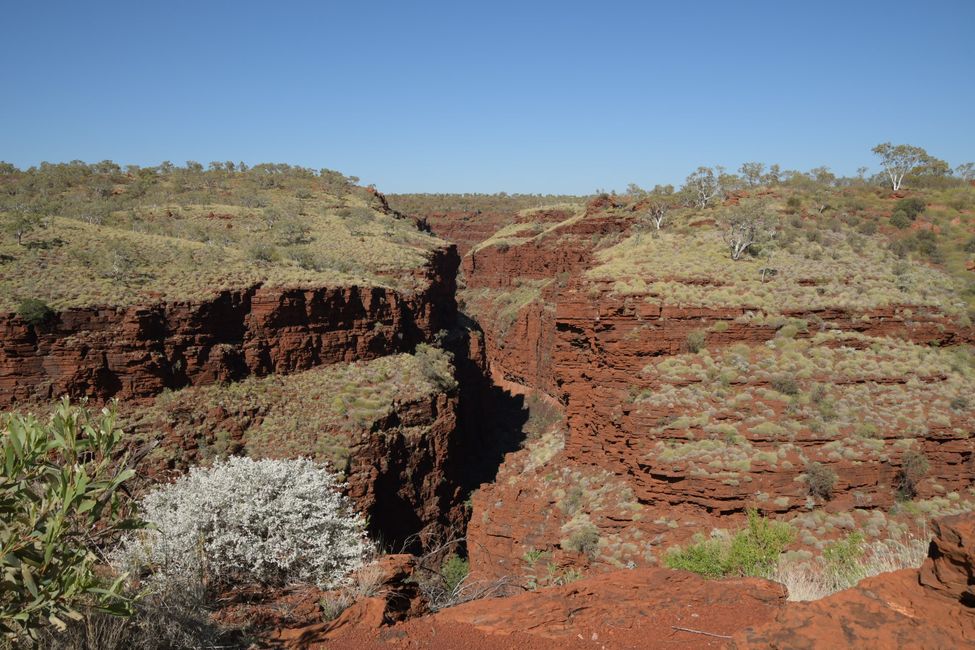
[460,208,625,290]
[554,293,975,515]
[0,242,467,550]
[0,247,458,405]
[456,207,633,398]
[462,289,559,398]
[345,391,465,548]
[424,211,518,257]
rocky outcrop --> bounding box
[919,512,975,603]
[0,247,458,404]
[204,513,975,649]
[275,512,975,649]
[431,568,785,649]
[345,390,467,548]
[268,554,425,649]
[219,554,425,649]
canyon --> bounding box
[2,182,974,648]
[426,198,975,586]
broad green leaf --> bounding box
[21,564,38,597]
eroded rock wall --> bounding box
[554,292,975,514]
[0,247,458,404]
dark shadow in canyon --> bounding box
[448,313,530,501]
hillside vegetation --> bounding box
[587,183,974,319]
[387,192,588,216]
[121,345,457,474]
[0,162,445,311]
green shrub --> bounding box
[522,547,547,568]
[963,237,975,254]
[889,211,912,229]
[414,548,478,611]
[857,220,878,235]
[821,532,867,588]
[414,344,458,391]
[889,238,911,257]
[247,242,277,262]
[441,555,469,595]
[274,218,311,246]
[786,196,802,213]
[0,400,141,642]
[856,422,880,438]
[16,298,55,326]
[894,197,925,220]
[770,374,800,396]
[665,509,795,578]
[896,450,930,500]
[912,230,943,263]
[776,325,797,339]
[291,248,323,271]
[809,384,828,404]
[663,536,727,578]
[564,526,601,560]
[805,462,837,501]
[686,330,707,353]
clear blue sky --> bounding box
[1,1,972,194]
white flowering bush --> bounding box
[115,457,369,590]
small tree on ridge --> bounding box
[872,142,929,191]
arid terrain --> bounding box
[2,159,975,649]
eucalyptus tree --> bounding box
[872,143,929,191]
[684,166,722,208]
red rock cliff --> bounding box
[0,246,459,404]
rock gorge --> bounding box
[423,198,975,583]
[3,185,974,648]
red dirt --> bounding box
[302,568,786,650]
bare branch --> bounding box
[671,626,733,640]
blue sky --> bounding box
[1,1,972,193]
